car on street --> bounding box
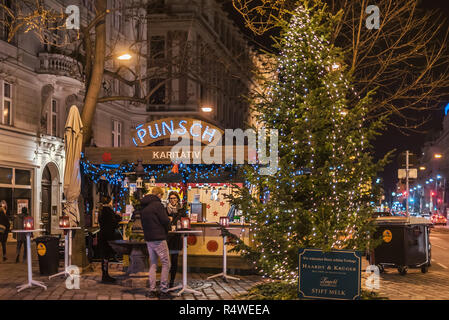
[431,214,447,225]
[420,212,431,220]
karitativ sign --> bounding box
[298,248,362,300]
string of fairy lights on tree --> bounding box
[227,3,387,283]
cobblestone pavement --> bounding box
[360,226,449,300]
[2,236,449,300]
[360,258,449,300]
[0,242,263,300]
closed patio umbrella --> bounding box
[63,105,83,226]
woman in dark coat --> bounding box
[166,191,187,288]
[98,196,121,283]
[0,201,10,262]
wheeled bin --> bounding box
[35,236,60,275]
[372,216,431,275]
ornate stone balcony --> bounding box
[37,53,83,81]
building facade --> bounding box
[0,0,257,234]
[414,113,449,216]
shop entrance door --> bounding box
[41,166,52,234]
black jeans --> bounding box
[16,240,26,260]
[169,252,180,284]
[1,239,6,257]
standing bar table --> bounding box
[208,227,241,282]
[12,229,47,292]
[49,227,81,279]
[167,230,203,296]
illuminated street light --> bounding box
[117,53,132,61]
[419,166,426,171]
[201,106,213,112]
[434,153,443,159]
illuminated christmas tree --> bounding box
[230,3,389,282]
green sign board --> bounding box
[298,248,362,300]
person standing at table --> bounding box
[13,207,28,263]
[98,196,121,283]
[166,191,187,288]
[0,200,10,262]
[140,187,172,299]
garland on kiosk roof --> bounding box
[80,153,247,185]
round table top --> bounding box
[212,227,244,230]
[109,240,147,246]
[12,229,46,233]
[58,227,81,230]
[169,230,203,234]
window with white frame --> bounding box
[112,120,122,147]
[50,99,58,136]
[113,0,122,33]
[1,80,12,126]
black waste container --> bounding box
[35,236,59,275]
[372,217,431,275]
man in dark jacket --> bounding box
[140,186,172,299]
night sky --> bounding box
[376,1,449,199]
[224,1,449,198]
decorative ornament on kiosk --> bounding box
[136,177,143,188]
[123,177,129,188]
[149,176,156,186]
[210,187,219,201]
[102,152,112,162]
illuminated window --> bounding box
[50,99,58,136]
[112,120,122,147]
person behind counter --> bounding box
[98,195,121,284]
[166,191,187,288]
[140,187,172,299]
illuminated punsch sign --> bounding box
[131,118,224,147]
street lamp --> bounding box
[117,53,132,61]
[419,166,426,171]
[201,106,213,113]
[434,153,443,159]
